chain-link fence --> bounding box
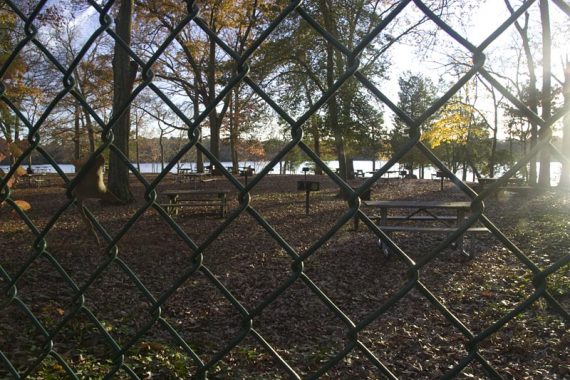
[1,0,569,378]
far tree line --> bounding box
[1,0,569,202]
[3,119,564,181]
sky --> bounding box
[381,0,569,136]
[30,0,569,140]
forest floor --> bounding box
[1,174,569,379]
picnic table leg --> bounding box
[220,193,227,217]
[167,194,179,216]
[456,208,467,257]
[378,207,391,256]
[164,196,172,215]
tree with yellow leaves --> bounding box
[424,99,489,179]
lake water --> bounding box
[1,160,564,186]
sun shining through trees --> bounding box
[0,0,566,186]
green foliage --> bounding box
[391,72,438,172]
[27,341,195,379]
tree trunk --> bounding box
[231,88,239,174]
[559,59,570,187]
[194,76,204,173]
[538,0,552,188]
[14,118,20,142]
[332,117,347,178]
[320,0,347,180]
[506,1,539,185]
[108,0,136,203]
[312,119,322,175]
[347,157,355,179]
[207,38,220,174]
[76,70,96,154]
[74,99,81,161]
[135,114,140,172]
[159,128,165,172]
[489,90,499,178]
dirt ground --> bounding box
[1,173,569,379]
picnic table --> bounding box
[367,170,399,178]
[176,168,210,187]
[356,200,489,258]
[478,177,532,197]
[239,166,255,176]
[160,189,230,217]
[21,173,50,188]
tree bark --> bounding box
[135,112,140,172]
[230,87,239,174]
[75,70,96,154]
[489,89,499,178]
[538,0,552,188]
[74,99,81,161]
[559,59,570,187]
[321,0,347,180]
[159,127,165,172]
[83,109,96,154]
[194,77,204,173]
[505,1,539,185]
[108,0,136,203]
[312,118,322,175]
[207,38,220,174]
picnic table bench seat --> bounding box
[364,215,488,235]
[376,225,489,233]
[160,189,230,217]
[502,185,535,195]
[477,178,534,197]
[367,215,458,222]
[20,174,50,188]
[358,200,490,259]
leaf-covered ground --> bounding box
[1,174,568,379]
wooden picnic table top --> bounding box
[163,189,229,196]
[178,171,209,176]
[367,170,399,175]
[363,200,472,209]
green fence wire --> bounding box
[1,0,569,378]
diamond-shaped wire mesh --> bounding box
[1,0,569,378]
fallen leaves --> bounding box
[0,176,568,379]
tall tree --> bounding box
[0,2,30,145]
[392,72,437,178]
[537,0,552,188]
[0,1,46,170]
[108,0,137,202]
[558,58,570,187]
[424,98,489,176]
[224,0,278,174]
[477,78,505,178]
[41,4,112,157]
[504,0,540,185]
[138,0,249,174]
[308,0,460,179]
